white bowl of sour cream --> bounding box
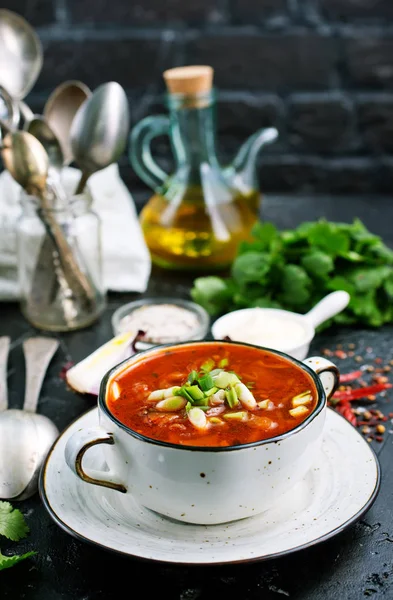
[211,291,350,360]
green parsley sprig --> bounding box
[191,218,393,329]
[0,501,36,571]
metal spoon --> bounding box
[26,114,76,313]
[1,129,48,194]
[26,116,65,174]
[70,81,130,194]
[43,80,92,166]
[0,336,60,501]
[0,9,43,100]
[1,130,96,310]
[0,85,20,135]
[18,100,35,129]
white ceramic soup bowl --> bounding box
[64,341,339,525]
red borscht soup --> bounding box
[106,342,318,447]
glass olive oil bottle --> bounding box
[130,66,278,271]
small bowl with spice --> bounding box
[111,297,210,350]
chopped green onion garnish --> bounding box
[156,397,187,411]
[210,368,223,377]
[185,401,192,412]
[194,396,209,407]
[225,386,238,408]
[204,386,218,397]
[223,411,248,421]
[200,359,215,374]
[229,370,242,379]
[218,358,229,368]
[187,370,198,384]
[177,386,194,403]
[198,373,214,391]
[186,385,205,401]
[213,371,240,389]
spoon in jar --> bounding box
[1,129,96,310]
[70,81,130,195]
[0,336,60,501]
[18,100,35,129]
[0,85,20,138]
[25,115,75,311]
[26,116,65,175]
[43,80,92,166]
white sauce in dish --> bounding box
[117,303,201,343]
[219,310,308,350]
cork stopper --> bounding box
[163,65,214,96]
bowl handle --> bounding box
[303,356,340,400]
[64,426,127,493]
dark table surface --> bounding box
[1,194,393,600]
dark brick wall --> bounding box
[5,0,393,194]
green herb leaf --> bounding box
[280,264,312,307]
[0,502,29,542]
[0,501,35,571]
[190,217,393,328]
[190,276,233,317]
[306,221,350,255]
[301,251,334,279]
[0,550,36,571]
[232,252,272,287]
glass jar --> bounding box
[17,188,106,332]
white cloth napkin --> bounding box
[0,164,151,301]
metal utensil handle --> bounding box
[23,337,59,413]
[0,337,11,412]
[30,180,78,326]
[74,170,90,195]
[38,189,96,310]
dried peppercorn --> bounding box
[322,340,392,440]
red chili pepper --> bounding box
[339,370,363,382]
[332,383,392,402]
[336,402,357,426]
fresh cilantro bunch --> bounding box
[0,501,36,570]
[191,218,393,328]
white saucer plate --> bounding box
[39,407,381,566]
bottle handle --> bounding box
[129,115,170,193]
